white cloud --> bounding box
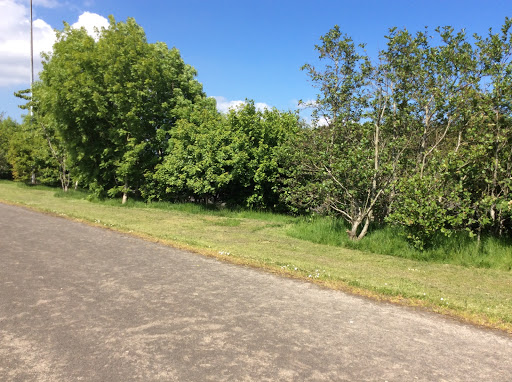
[213,96,271,114]
[213,96,244,114]
[255,102,270,111]
[72,11,109,40]
[301,113,330,127]
[315,116,331,127]
[0,0,55,86]
[0,0,109,87]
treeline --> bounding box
[1,17,511,248]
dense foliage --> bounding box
[284,20,512,247]
[147,100,298,209]
[4,16,511,248]
[36,17,208,202]
[0,113,59,184]
[0,114,15,179]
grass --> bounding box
[1,180,512,333]
[53,188,293,223]
[288,216,512,270]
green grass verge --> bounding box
[288,216,512,270]
[1,180,511,333]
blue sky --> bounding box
[1,0,511,121]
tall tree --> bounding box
[286,26,392,240]
[471,18,512,237]
[147,98,232,203]
[5,115,59,185]
[225,101,299,209]
[382,26,483,247]
[38,17,206,202]
[17,85,73,191]
[386,21,512,246]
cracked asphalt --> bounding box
[0,202,511,381]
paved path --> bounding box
[0,203,511,381]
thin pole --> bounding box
[30,0,34,116]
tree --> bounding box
[386,21,512,246]
[38,17,206,202]
[286,21,512,245]
[147,98,233,203]
[225,101,299,209]
[5,115,60,185]
[380,25,482,247]
[16,85,74,191]
[0,115,16,179]
[469,18,512,237]
[285,26,392,240]
[149,100,298,209]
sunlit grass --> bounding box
[17,182,512,271]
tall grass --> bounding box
[287,216,512,270]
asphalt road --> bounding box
[0,203,511,381]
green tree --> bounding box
[470,18,512,237]
[38,17,206,202]
[147,98,233,203]
[381,25,482,247]
[287,22,512,245]
[0,114,16,179]
[386,20,512,246]
[285,26,392,240]
[5,115,59,185]
[16,85,74,191]
[150,100,298,209]
[225,101,299,209]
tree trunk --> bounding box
[122,180,129,204]
[419,104,431,179]
[346,219,361,241]
[60,163,70,192]
[346,214,370,241]
[357,214,371,240]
